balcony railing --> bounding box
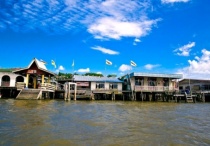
[40,83,56,90]
[16,82,25,89]
[134,85,178,92]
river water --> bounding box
[0,99,210,146]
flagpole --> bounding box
[105,62,106,90]
[73,61,74,74]
[105,59,112,90]
[130,60,137,101]
[72,60,74,75]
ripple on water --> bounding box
[1,100,210,145]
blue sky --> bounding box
[0,0,210,78]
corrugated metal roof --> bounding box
[130,72,183,79]
[73,75,123,83]
[179,78,210,84]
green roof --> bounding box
[0,68,21,72]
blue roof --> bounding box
[129,72,183,79]
[73,75,123,83]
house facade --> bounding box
[13,58,56,89]
[179,78,210,92]
[0,72,25,87]
[73,75,123,92]
[124,72,183,93]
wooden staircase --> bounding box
[16,89,42,100]
[185,92,196,103]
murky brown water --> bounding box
[0,99,210,146]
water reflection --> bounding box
[0,99,210,146]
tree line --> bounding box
[57,72,117,80]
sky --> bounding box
[0,0,210,79]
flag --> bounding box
[51,60,56,68]
[106,59,112,65]
[72,60,74,67]
[130,60,137,67]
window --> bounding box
[96,83,105,89]
[135,77,144,86]
[16,76,24,82]
[1,75,10,86]
[148,77,156,86]
[109,83,118,89]
[163,78,169,87]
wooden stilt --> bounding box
[203,93,205,102]
[134,92,136,101]
[141,91,143,102]
[149,94,152,101]
[92,93,95,100]
[113,92,115,100]
[74,84,77,101]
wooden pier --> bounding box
[1,81,210,103]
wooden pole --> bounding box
[26,74,29,88]
[74,84,77,100]
[64,83,67,100]
[42,75,45,84]
[33,77,36,89]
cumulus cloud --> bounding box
[55,65,65,73]
[177,49,210,79]
[118,64,132,72]
[78,68,90,73]
[91,46,119,55]
[88,17,159,40]
[87,0,160,40]
[58,66,65,70]
[144,64,160,70]
[161,0,190,4]
[173,42,195,56]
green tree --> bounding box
[84,72,103,77]
[107,74,117,78]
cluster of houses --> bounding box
[1,58,210,102]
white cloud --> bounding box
[173,42,195,56]
[64,0,77,7]
[88,17,159,40]
[58,65,65,70]
[177,49,210,79]
[1,0,160,42]
[161,0,190,4]
[91,46,119,55]
[78,68,90,73]
[134,38,141,42]
[96,72,102,74]
[144,64,160,70]
[86,0,160,40]
[55,65,65,73]
[133,38,141,45]
[118,64,132,72]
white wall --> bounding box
[118,83,122,90]
[90,81,122,90]
[0,72,26,87]
[131,76,174,88]
[91,82,96,90]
